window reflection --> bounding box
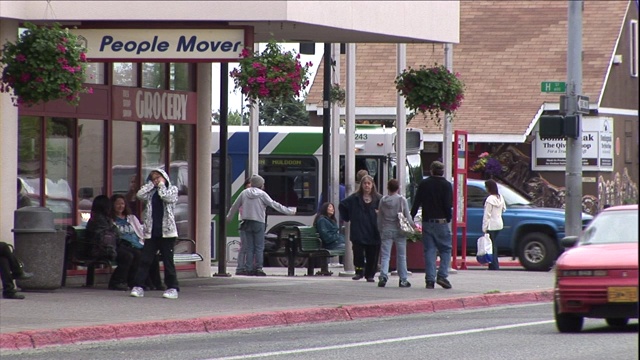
[113,62,138,87]
[170,124,193,238]
[142,63,166,89]
[77,119,105,223]
[112,121,139,216]
[45,118,74,229]
[18,116,42,207]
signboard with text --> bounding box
[112,86,197,124]
[71,28,246,61]
[533,116,613,171]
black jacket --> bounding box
[411,176,453,222]
[339,193,381,245]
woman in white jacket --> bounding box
[482,179,506,270]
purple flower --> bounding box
[484,158,502,176]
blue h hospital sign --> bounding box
[70,28,247,61]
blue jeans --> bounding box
[236,229,248,271]
[241,220,266,271]
[379,228,408,282]
[422,222,452,283]
[487,230,501,270]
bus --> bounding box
[211,125,424,266]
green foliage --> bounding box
[260,98,309,126]
[212,110,247,125]
[0,22,91,106]
[395,63,465,125]
[330,83,345,105]
[230,40,312,105]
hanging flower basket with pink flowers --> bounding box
[230,40,312,105]
[395,63,465,125]
[0,22,91,107]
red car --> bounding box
[554,204,638,333]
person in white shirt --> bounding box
[482,179,507,270]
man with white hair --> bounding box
[226,175,296,276]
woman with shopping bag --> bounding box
[482,180,506,270]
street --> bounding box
[4,303,637,360]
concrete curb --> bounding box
[0,290,553,351]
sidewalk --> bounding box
[0,261,554,351]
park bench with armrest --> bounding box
[264,225,345,276]
[62,225,203,287]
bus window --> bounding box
[259,156,317,215]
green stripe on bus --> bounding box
[271,133,322,155]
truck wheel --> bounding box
[517,232,557,271]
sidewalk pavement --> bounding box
[0,259,554,351]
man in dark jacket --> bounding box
[411,161,453,290]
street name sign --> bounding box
[541,81,566,93]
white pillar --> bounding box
[248,42,260,176]
[330,43,341,208]
[341,43,356,276]
[443,44,454,181]
[196,63,212,277]
[0,20,19,245]
[396,44,407,192]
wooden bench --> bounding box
[265,225,345,276]
[63,225,203,287]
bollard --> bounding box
[12,207,65,290]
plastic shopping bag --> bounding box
[476,233,493,265]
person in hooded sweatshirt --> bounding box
[482,179,506,270]
[130,169,180,300]
[377,179,416,288]
[226,175,296,276]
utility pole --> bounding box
[565,1,583,236]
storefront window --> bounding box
[77,119,105,223]
[85,62,106,85]
[113,62,138,87]
[170,63,193,91]
[142,63,167,89]
[170,124,193,238]
[142,123,165,171]
[45,118,75,229]
[18,116,42,208]
[112,121,140,216]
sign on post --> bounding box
[577,95,590,114]
[541,81,566,93]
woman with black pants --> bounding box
[339,175,382,282]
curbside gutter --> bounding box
[0,290,553,351]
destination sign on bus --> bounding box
[258,158,315,167]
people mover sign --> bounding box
[70,28,246,61]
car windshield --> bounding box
[580,210,638,245]
[496,183,531,206]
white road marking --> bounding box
[207,320,554,360]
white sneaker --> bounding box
[162,288,178,299]
[130,286,144,298]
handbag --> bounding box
[397,198,415,237]
[476,233,494,264]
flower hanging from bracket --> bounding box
[230,40,312,105]
[395,63,465,125]
[470,152,503,177]
[0,22,91,107]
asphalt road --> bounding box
[4,303,638,360]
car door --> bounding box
[463,184,487,253]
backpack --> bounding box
[91,230,118,261]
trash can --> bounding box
[12,207,65,290]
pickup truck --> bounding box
[460,179,593,271]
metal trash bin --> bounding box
[12,207,65,290]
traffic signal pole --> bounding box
[565,1,584,236]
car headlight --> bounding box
[559,270,608,277]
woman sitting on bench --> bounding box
[314,202,345,251]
